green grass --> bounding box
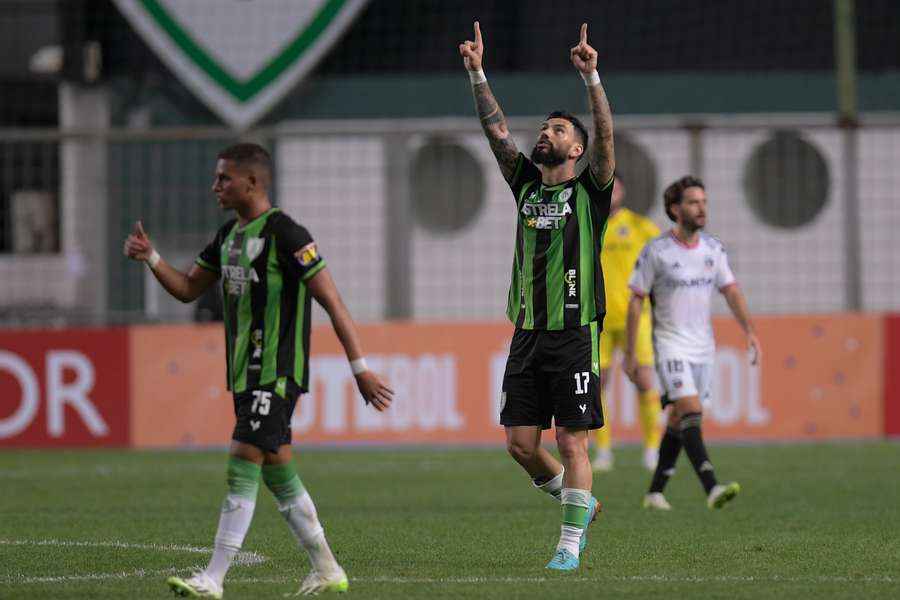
[1,443,898,599]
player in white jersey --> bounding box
[624,175,760,510]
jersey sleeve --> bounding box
[628,244,657,297]
[274,215,327,282]
[577,165,614,205]
[507,153,542,200]
[715,242,737,292]
[195,221,232,274]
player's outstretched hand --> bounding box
[747,332,762,366]
[355,370,394,412]
[570,23,598,74]
[123,220,154,261]
[459,21,484,72]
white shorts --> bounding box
[655,358,713,406]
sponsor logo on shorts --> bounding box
[579,403,587,414]
[673,379,683,389]
[250,420,261,431]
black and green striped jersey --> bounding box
[506,154,613,330]
[196,208,326,393]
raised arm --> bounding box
[460,21,519,181]
[570,23,615,184]
[123,221,217,303]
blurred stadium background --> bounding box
[2,0,899,444]
[0,0,900,597]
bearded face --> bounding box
[530,139,568,166]
[676,187,707,231]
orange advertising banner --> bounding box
[129,315,883,448]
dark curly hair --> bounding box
[663,175,705,222]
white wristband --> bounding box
[350,358,369,375]
[469,69,487,86]
[581,70,600,87]
[146,250,161,269]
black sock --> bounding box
[680,412,718,494]
[648,427,682,493]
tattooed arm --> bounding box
[460,21,520,182]
[570,23,615,185]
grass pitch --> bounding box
[1,443,898,599]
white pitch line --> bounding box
[228,574,897,585]
[6,565,203,585]
[2,540,894,587]
[0,539,267,566]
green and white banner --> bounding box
[113,0,367,128]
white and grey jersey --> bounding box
[628,231,736,364]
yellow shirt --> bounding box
[601,208,660,330]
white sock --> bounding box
[205,494,256,586]
[557,488,591,557]
[532,467,565,501]
[557,525,583,556]
[277,490,339,573]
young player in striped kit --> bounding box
[124,143,393,597]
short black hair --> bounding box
[545,110,589,151]
[217,143,272,187]
[663,175,705,222]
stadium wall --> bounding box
[0,314,893,448]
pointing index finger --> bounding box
[134,220,145,236]
[580,22,587,45]
[474,21,482,46]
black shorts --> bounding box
[500,322,604,430]
[232,378,300,453]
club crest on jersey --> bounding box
[704,256,715,269]
[558,188,573,203]
[245,237,265,262]
[295,242,319,267]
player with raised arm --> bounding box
[624,176,760,511]
[124,143,393,598]
[460,22,613,570]
[592,172,663,473]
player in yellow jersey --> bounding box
[592,173,662,472]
